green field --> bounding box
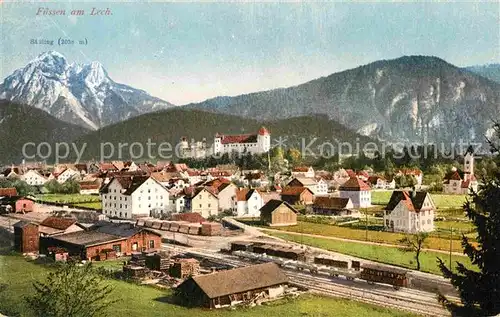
[267,221,468,253]
[73,201,103,210]
[269,232,473,275]
[370,191,468,209]
[35,194,101,203]
[0,254,416,317]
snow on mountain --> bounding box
[0,51,175,130]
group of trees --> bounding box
[0,178,36,196]
[44,179,80,194]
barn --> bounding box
[259,199,298,227]
[175,262,288,308]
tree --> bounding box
[285,148,302,165]
[437,124,500,316]
[25,262,116,317]
[398,232,428,271]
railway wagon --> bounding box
[314,256,349,269]
[359,264,409,289]
[230,241,253,252]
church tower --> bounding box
[463,145,475,181]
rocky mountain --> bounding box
[187,56,500,144]
[0,100,90,164]
[0,51,175,130]
[465,64,500,84]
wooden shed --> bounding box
[259,200,298,227]
[175,262,288,308]
[13,221,39,253]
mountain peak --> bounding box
[0,52,174,130]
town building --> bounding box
[0,196,34,214]
[339,177,371,208]
[100,176,170,219]
[311,196,359,217]
[39,222,162,261]
[21,169,48,186]
[175,262,288,308]
[185,187,219,218]
[260,199,298,226]
[235,188,264,217]
[367,176,396,189]
[280,186,314,205]
[383,191,435,233]
[443,146,478,194]
[213,127,271,155]
[179,137,208,159]
[39,216,86,236]
[287,177,322,195]
[396,169,423,186]
[291,166,315,178]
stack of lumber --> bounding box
[160,221,172,231]
[146,253,171,271]
[178,223,190,234]
[200,222,222,236]
[151,221,163,229]
[130,253,146,266]
[169,258,200,278]
[188,223,202,235]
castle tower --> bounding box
[257,127,271,153]
[213,133,222,154]
[463,145,475,181]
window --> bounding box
[208,204,211,208]
[199,204,202,208]
[113,244,121,253]
[149,240,155,248]
[132,242,138,251]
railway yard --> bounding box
[162,240,459,317]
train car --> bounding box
[314,256,350,269]
[295,261,319,274]
[318,266,359,280]
[230,241,254,252]
[359,264,409,289]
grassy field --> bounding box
[269,232,473,276]
[0,253,417,317]
[267,221,467,253]
[73,201,103,210]
[371,191,468,209]
[35,194,101,203]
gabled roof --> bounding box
[182,262,288,299]
[40,217,77,230]
[92,222,161,238]
[236,188,260,201]
[288,177,317,186]
[260,199,298,216]
[191,186,218,199]
[313,196,351,210]
[292,166,311,172]
[13,220,37,229]
[385,191,433,213]
[100,176,153,195]
[280,186,313,197]
[339,177,371,191]
[0,187,18,197]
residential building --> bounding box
[280,186,314,205]
[22,169,48,186]
[367,176,396,190]
[175,262,288,308]
[260,199,298,226]
[100,176,170,219]
[339,177,371,208]
[235,188,264,217]
[56,167,80,183]
[287,177,320,195]
[179,137,208,159]
[311,196,359,217]
[383,191,435,233]
[291,166,315,178]
[185,187,219,218]
[396,169,423,186]
[0,196,35,214]
[213,127,271,155]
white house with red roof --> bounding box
[443,147,478,194]
[291,166,315,178]
[213,127,271,155]
[383,191,435,233]
[339,177,371,208]
[396,168,423,186]
[235,188,264,217]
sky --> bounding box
[1,1,499,105]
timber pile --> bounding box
[146,253,170,271]
[160,221,172,231]
[123,265,147,278]
[151,221,163,229]
[169,258,200,278]
[200,222,222,236]
[179,223,190,234]
[130,253,146,266]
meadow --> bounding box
[268,232,474,276]
[0,253,417,317]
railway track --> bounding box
[162,244,453,316]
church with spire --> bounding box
[443,146,478,194]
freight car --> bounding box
[359,264,409,289]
